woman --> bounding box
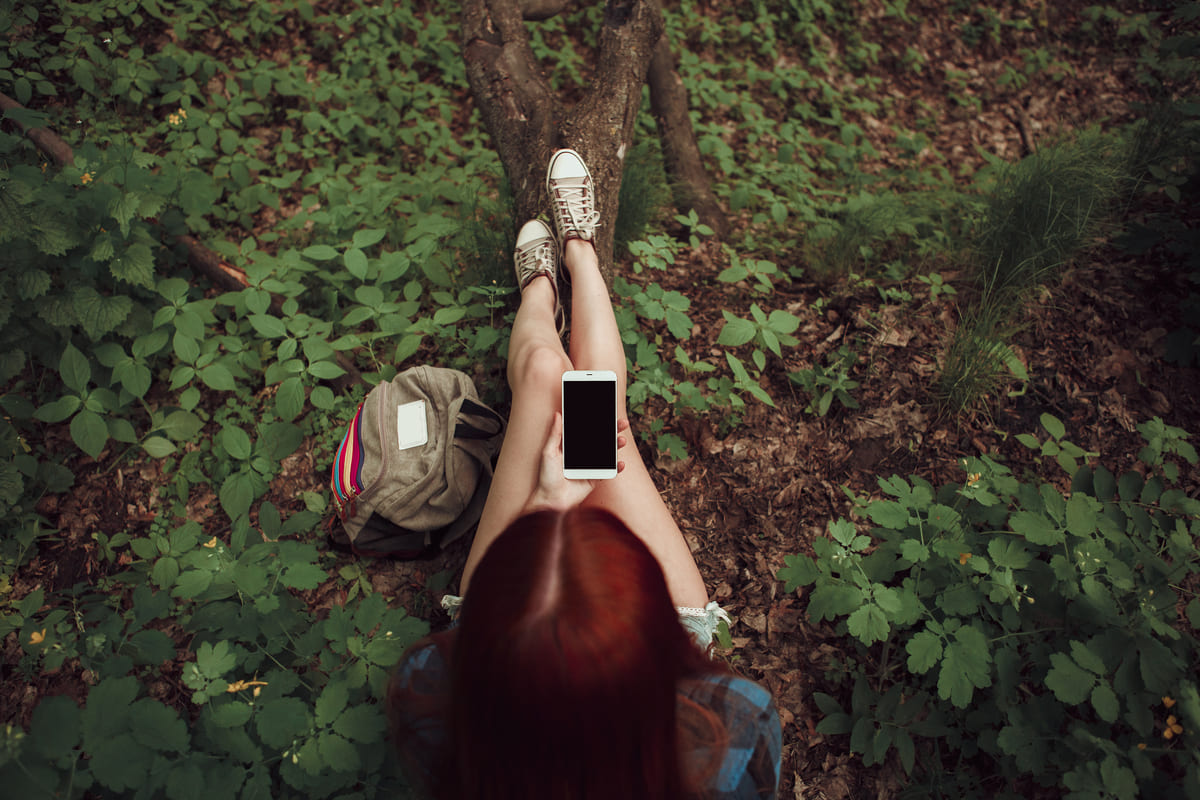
[388,149,781,799]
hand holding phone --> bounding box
[561,370,618,480]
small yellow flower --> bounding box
[226,679,268,694]
[203,537,219,549]
[1163,696,1176,708]
[167,108,188,126]
[1164,715,1184,740]
[1137,742,1147,750]
[966,472,982,487]
[29,629,46,645]
[80,171,94,185]
[959,552,972,565]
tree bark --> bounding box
[462,0,663,281]
[645,31,729,238]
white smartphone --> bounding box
[561,370,618,480]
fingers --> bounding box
[545,411,564,456]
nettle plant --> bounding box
[778,415,1200,798]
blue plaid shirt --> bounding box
[392,640,782,798]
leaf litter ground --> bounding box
[4,0,1200,797]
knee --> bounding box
[508,344,571,397]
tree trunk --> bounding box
[463,0,724,282]
[646,30,730,238]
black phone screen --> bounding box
[563,378,616,470]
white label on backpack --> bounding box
[396,400,428,451]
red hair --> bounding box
[389,507,729,800]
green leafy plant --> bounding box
[788,344,861,416]
[777,420,1200,797]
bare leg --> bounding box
[564,240,709,608]
[461,275,570,594]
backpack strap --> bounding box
[455,398,504,440]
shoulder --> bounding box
[683,673,777,721]
[393,636,452,696]
[681,673,782,799]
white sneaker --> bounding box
[546,149,600,245]
[513,219,564,335]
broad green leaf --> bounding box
[352,228,387,249]
[142,436,177,458]
[867,500,909,528]
[174,332,200,364]
[1068,640,1106,675]
[1065,492,1097,536]
[776,554,819,591]
[716,315,756,347]
[110,242,155,288]
[318,731,360,772]
[906,629,943,673]
[129,698,188,753]
[73,60,96,93]
[71,409,108,458]
[220,470,258,520]
[311,386,335,409]
[282,562,329,590]
[828,518,858,547]
[1091,682,1119,722]
[74,286,133,340]
[159,410,203,441]
[165,763,205,800]
[129,629,175,665]
[172,570,213,599]
[900,539,930,562]
[256,696,309,748]
[308,360,347,380]
[1137,636,1179,693]
[89,733,152,791]
[987,538,1032,569]
[220,425,253,460]
[1009,510,1063,545]
[1040,413,1066,441]
[333,703,387,743]
[200,363,236,391]
[34,394,81,423]
[114,360,151,398]
[211,702,254,728]
[174,308,206,340]
[315,682,349,727]
[196,641,237,679]
[1099,755,1137,800]
[30,695,82,759]
[82,676,138,744]
[17,268,51,299]
[936,625,992,708]
[344,247,368,279]
[151,555,180,588]
[807,583,865,621]
[59,343,91,393]
[276,376,305,421]
[873,586,902,615]
[1045,652,1094,704]
[355,285,384,307]
[248,314,288,338]
[847,603,889,644]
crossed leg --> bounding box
[460,240,708,609]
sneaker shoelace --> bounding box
[515,238,556,287]
[551,177,601,240]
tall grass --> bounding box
[970,130,1126,314]
[935,131,1130,411]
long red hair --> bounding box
[389,507,728,799]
